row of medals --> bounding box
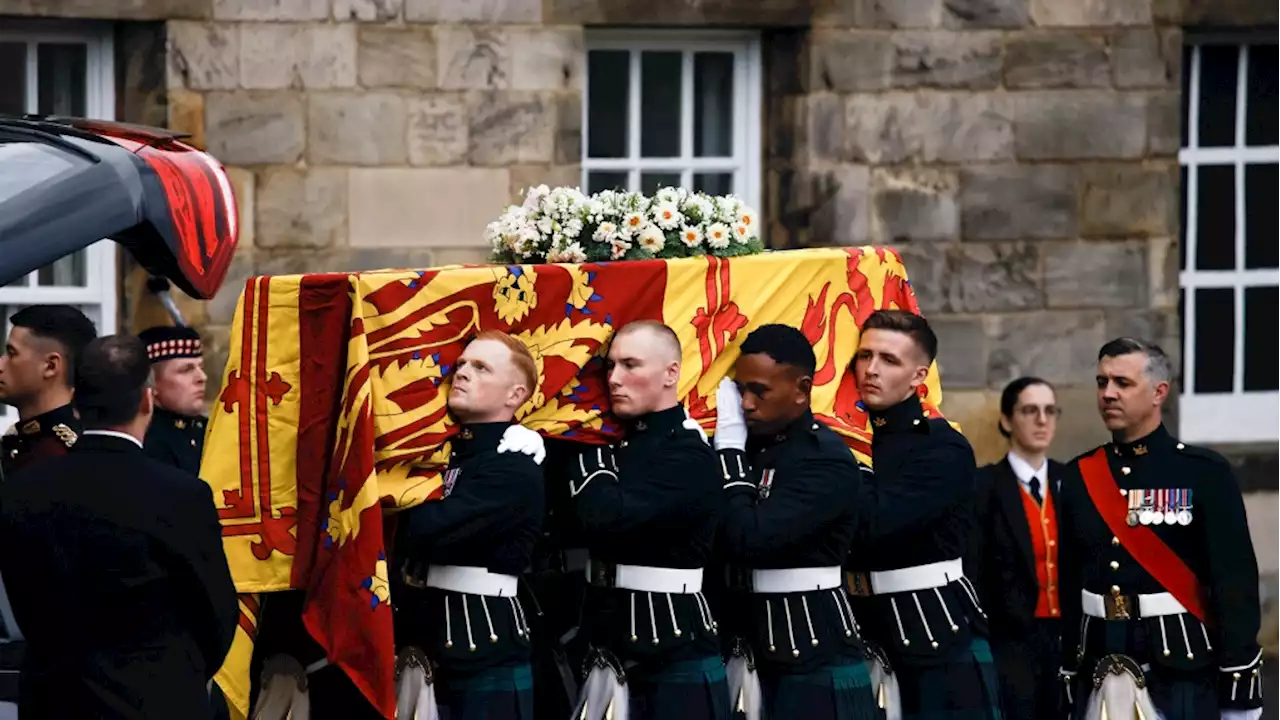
[1125,488,1192,527]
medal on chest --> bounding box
[758,468,775,500]
[443,468,461,497]
[1129,488,1194,527]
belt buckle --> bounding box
[1103,590,1133,620]
[846,571,873,597]
[400,562,428,589]
[588,560,617,589]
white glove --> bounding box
[1221,710,1263,720]
[497,424,546,465]
[713,378,747,452]
[683,406,710,445]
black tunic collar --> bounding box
[1110,423,1175,459]
[868,393,931,436]
[625,404,686,437]
[153,406,205,430]
[749,409,817,451]
[451,421,511,458]
[16,403,79,437]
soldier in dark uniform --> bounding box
[569,320,729,720]
[713,324,881,720]
[0,334,238,719]
[1057,338,1263,720]
[0,305,97,480]
[393,330,547,719]
[845,309,1000,719]
[138,325,209,475]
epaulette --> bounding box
[920,417,951,435]
[52,423,78,448]
[1172,440,1231,467]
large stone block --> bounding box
[343,248,432,272]
[408,94,468,166]
[167,21,238,91]
[239,23,357,90]
[544,0,813,25]
[224,166,255,251]
[436,26,511,90]
[1112,29,1179,89]
[117,22,169,127]
[810,165,872,246]
[206,254,255,326]
[308,92,408,165]
[1029,0,1151,26]
[941,0,1029,27]
[1044,240,1148,309]
[468,91,556,166]
[891,31,1003,89]
[795,94,846,162]
[358,26,436,89]
[204,91,305,165]
[0,0,211,19]
[936,390,1004,464]
[554,92,582,166]
[947,242,1043,312]
[959,164,1077,241]
[404,0,539,22]
[509,164,581,202]
[932,317,988,389]
[168,88,206,149]
[213,0,328,20]
[1003,32,1109,89]
[1014,91,1147,160]
[847,92,1013,164]
[811,30,895,92]
[348,168,511,248]
[510,27,583,91]
[1147,236,1178,310]
[334,0,402,20]
[1079,163,1177,237]
[870,167,958,243]
[1146,91,1181,156]
[1182,0,1277,27]
[256,168,347,249]
[896,242,949,313]
[986,311,1107,387]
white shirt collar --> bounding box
[83,429,144,449]
[1006,450,1047,492]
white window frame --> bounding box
[581,29,763,216]
[1178,41,1279,444]
[0,23,119,426]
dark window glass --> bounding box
[1245,44,1278,147]
[1192,287,1235,394]
[37,43,85,117]
[1179,165,1188,271]
[1180,45,1193,149]
[693,172,733,196]
[693,52,734,158]
[587,51,629,159]
[641,172,681,195]
[1245,164,1278,269]
[587,171,628,194]
[1243,286,1278,391]
[0,43,24,115]
[640,52,681,158]
[1194,165,1236,270]
[1196,45,1239,148]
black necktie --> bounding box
[1029,476,1043,505]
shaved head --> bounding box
[613,321,682,365]
[606,321,683,418]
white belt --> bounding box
[870,558,965,595]
[426,565,519,597]
[587,562,703,594]
[563,548,590,572]
[1082,590,1186,619]
[750,566,843,594]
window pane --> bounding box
[1194,165,1235,271]
[694,172,733,196]
[587,171,628,194]
[1245,44,1277,147]
[1192,287,1234,394]
[37,43,86,117]
[641,172,681,195]
[1244,286,1278,391]
[640,51,681,158]
[587,50,629,159]
[0,43,24,115]
[1180,45,1192,149]
[1196,45,1239,148]
[1245,164,1278,269]
[1179,166,1188,271]
[693,52,734,158]
[38,250,86,287]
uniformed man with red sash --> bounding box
[1057,338,1263,720]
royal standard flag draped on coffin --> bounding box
[202,246,949,720]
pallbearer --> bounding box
[1057,338,1263,720]
[393,330,547,719]
[713,324,881,720]
[570,320,728,720]
[138,325,209,475]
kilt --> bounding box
[759,657,883,720]
[436,663,535,720]
[899,637,1002,720]
[1069,664,1216,720]
[628,654,731,720]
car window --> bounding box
[0,140,89,204]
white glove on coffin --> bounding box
[713,378,748,452]
[497,423,546,465]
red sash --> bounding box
[1078,448,1207,622]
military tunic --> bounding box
[845,394,1000,719]
[143,407,207,476]
[394,422,545,720]
[570,404,729,720]
[0,404,79,481]
[1057,424,1264,718]
[717,410,881,720]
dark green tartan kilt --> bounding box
[628,654,732,720]
[436,663,534,720]
[899,637,1002,720]
[759,656,884,720]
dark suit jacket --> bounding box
[0,433,238,720]
[967,456,1064,640]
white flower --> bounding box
[653,202,683,230]
[548,241,588,264]
[609,237,632,259]
[621,212,646,237]
[679,225,703,248]
[536,216,554,235]
[637,224,665,254]
[592,222,619,243]
[715,196,739,223]
[736,208,758,233]
[733,221,754,244]
[705,222,731,249]
[563,218,584,239]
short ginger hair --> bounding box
[472,330,538,393]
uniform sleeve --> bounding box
[401,453,544,556]
[860,434,977,540]
[720,455,859,559]
[1056,462,1085,670]
[574,432,718,534]
[964,468,995,610]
